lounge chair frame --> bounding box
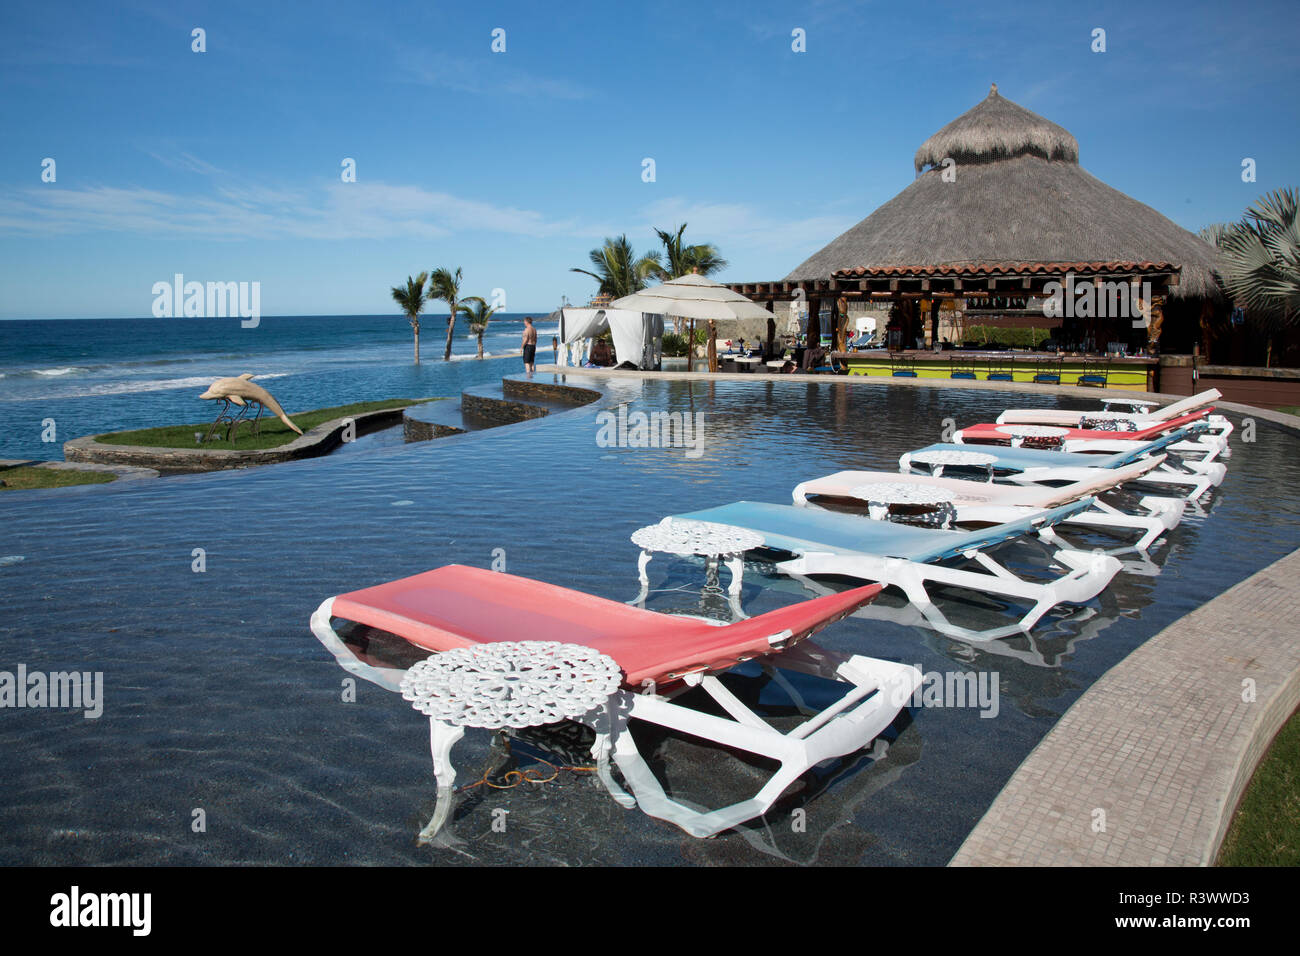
[664,503,1122,644]
[310,582,922,840]
[792,465,1184,552]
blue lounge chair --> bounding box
[661,500,1121,643]
[902,426,1226,500]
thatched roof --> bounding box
[914,83,1078,170]
[786,85,1220,298]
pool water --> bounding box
[1,375,1295,865]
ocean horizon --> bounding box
[0,314,560,460]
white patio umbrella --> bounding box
[611,274,775,371]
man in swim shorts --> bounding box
[521,316,538,373]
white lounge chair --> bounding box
[792,457,1183,551]
[993,387,1227,442]
[996,388,1224,428]
[663,501,1122,643]
[903,427,1226,501]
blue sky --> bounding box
[1,0,1297,319]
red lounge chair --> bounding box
[311,565,921,839]
[954,409,1213,446]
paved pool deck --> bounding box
[552,364,1300,866]
[952,548,1300,866]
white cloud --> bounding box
[0,181,599,241]
[636,196,855,255]
[398,54,593,101]
[145,151,227,177]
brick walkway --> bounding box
[951,548,1300,866]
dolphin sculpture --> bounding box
[199,374,303,435]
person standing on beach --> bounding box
[521,316,538,374]
[552,335,559,365]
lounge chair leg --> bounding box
[759,660,818,717]
[725,555,748,619]
[416,719,465,845]
[631,550,652,606]
[587,702,637,809]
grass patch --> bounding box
[1277,406,1299,417]
[1218,707,1300,866]
[0,466,117,490]
[96,398,435,450]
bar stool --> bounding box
[987,358,1015,381]
[949,356,977,379]
[1077,359,1110,387]
[1032,357,1063,384]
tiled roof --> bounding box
[832,261,1179,279]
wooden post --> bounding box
[765,301,775,359]
[929,299,941,348]
[707,320,718,373]
[807,295,821,347]
[686,319,695,372]
[1147,295,1165,353]
[835,296,848,352]
[1199,299,1214,363]
[901,298,918,349]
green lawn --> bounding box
[96,398,434,450]
[1218,707,1300,866]
[0,466,117,490]
[1277,406,1299,417]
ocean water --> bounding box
[0,314,558,460]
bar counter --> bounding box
[837,349,1158,392]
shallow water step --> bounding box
[460,382,580,424]
[403,377,602,442]
[402,400,498,441]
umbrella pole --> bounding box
[687,319,694,373]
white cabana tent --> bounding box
[553,308,664,369]
[611,274,776,372]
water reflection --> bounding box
[1,374,1296,866]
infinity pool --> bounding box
[1,376,1296,865]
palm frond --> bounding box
[1215,188,1300,331]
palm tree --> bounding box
[642,223,729,282]
[570,235,658,300]
[642,224,729,337]
[456,296,500,359]
[428,267,466,361]
[1204,188,1300,366]
[390,272,428,364]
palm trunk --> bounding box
[477,333,484,359]
[413,320,420,364]
[443,308,456,361]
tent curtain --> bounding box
[558,308,663,369]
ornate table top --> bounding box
[632,520,764,556]
[910,450,999,467]
[1079,412,1138,431]
[400,641,623,729]
[849,481,957,506]
[995,425,1069,438]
